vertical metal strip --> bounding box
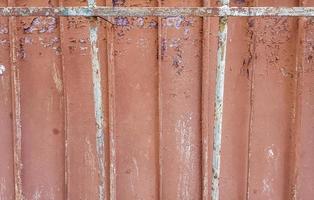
[211,0,229,199]
[290,0,304,198]
[107,21,117,200]
[8,0,22,199]
[104,0,117,198]
[157,0,163,199]
[88,1,105,199]
[107,32,117,200]
[201,0,210,199]
[57,0,68,199]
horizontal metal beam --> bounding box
[0,6,313,17]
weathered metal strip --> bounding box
[290,0,305,197]
[105,12,117,200]
[157,0,163,199]
[8,0,23,198]
[90,24,105,200]
[57,0,68,199]
[211,0,229,199]
[201,1,210,200]
[0,7,313,17]
[88,0,105,199]
[8,15,23,200]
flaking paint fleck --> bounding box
[0,24,8,34]
[0,64,5,75]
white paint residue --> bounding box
[0,64,5,75]
[32,188,42,200]
[165,16,183,29]
[262,178,272,194]
[265,145,276,161]
[132,157,139,177]
[51,63,62,93]
[263,144,277,199]
[84,137,96,177]
[175,112,194,200]
[47,187,55,200]
[0,178,7,199]
[268,148,274,158]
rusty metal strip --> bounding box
[0,7,313,17]
[211,0,229,200]
[88,1,105,199]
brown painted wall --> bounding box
[0,0,314,199]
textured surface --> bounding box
[0,0,314,199]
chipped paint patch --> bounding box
[0,24,8,34]
[165,16,183,29]
[23,17,57,34]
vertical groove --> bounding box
[57,0,68,199]
[245,24,255,200]
[157,0,162,199]
[201,0,210,199]
[105,1,117,198]
[245,1,256,199]
[211,0,229,199]
[88,1,105,199]
[8,0,22,198]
